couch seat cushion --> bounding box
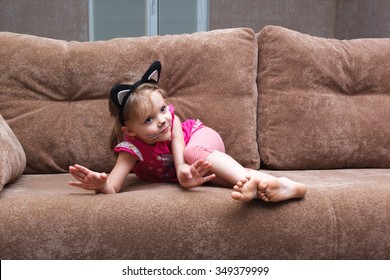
[1,170,390,259]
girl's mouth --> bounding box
[149,134,159,140]
[149,125,169,140]
[160,125,169,134]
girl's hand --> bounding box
[68,164,109,193]
[177,159,216,189]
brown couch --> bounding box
[1,25,390,260]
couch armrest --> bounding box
[0,115,26,190]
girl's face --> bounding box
[122,90,172,145]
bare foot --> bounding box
[231,173,264,202]
[258,177,307,202]
[232,170,307,203]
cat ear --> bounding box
[110,84,133,109]
[141,61,161,83]
[117,89,131,106]
[109,61,162,126]
[148,69,159,82]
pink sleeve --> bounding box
[113,141,144,161]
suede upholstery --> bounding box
[257,26,390,169]
[0,115,26,190]
[1,26,390,260]
[0,28,259,174]
[2,169,390,259]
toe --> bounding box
[231,191,243,200]
[258,181,269,191]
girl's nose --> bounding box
[158,117,166,126]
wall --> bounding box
[336,0,390,39]
[0,0,89,41]
[0,0,389,41]
[209,0,338,38]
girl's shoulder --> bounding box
[114,141,144,161]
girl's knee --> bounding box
[184,145,215,165]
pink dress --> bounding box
[114,105,203,182]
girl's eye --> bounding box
[161,105,167,113]
[144,117,153,124]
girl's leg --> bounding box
[184,127,247,185]
[185,126,307,202]
[184,127,266,200]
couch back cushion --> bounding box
[0,28,259,173]
[257,26,390,169]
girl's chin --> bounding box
[158,133,171,142]
[146,132,171,143]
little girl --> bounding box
[69,61,306,202]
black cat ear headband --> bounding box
[110,60,161,126]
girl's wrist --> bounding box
[95,182,115,194]
[176,163,188,173]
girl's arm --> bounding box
[171,114,187,172]
[69,152,136,194]
[171,115,215,188]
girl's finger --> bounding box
[192,160,202,169]
[70,171,85,181]
[74,164,91,176]
[68,181,83,188]
[201,174,216,184]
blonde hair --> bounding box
[109,81,167,151]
